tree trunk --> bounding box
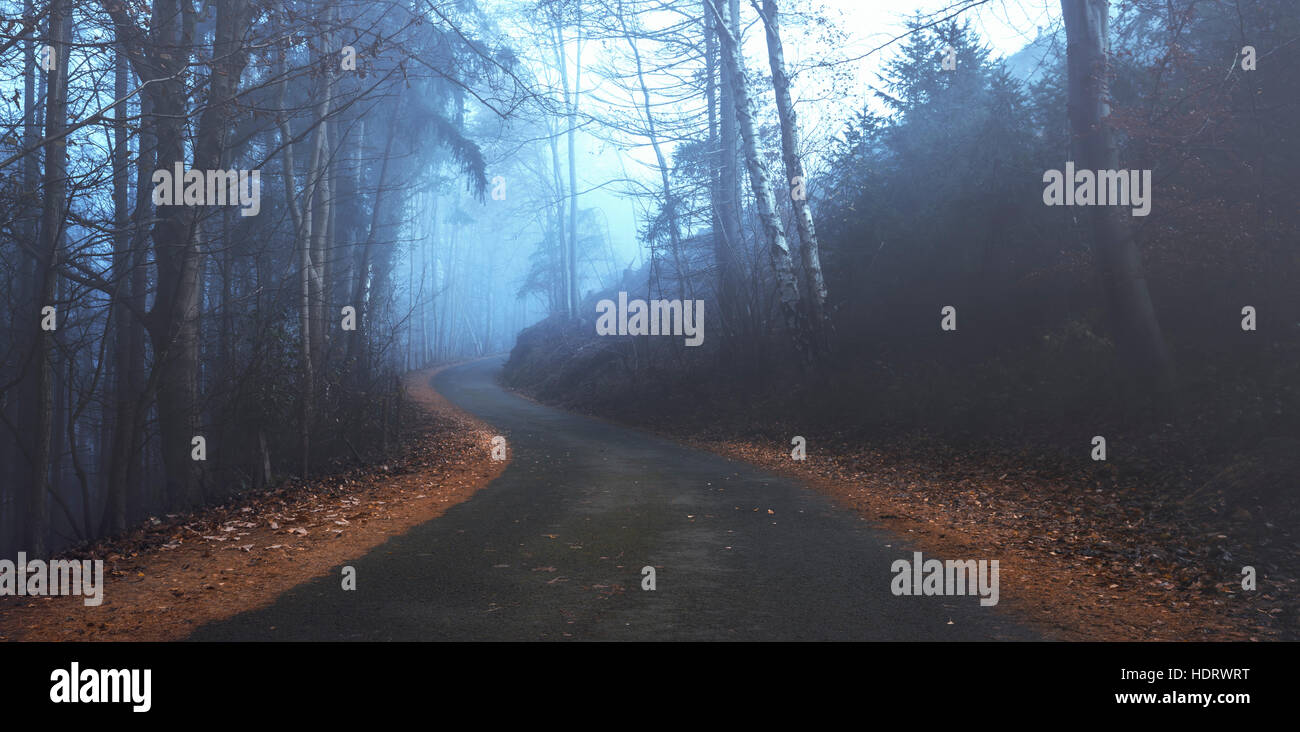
[30,0,72,556]
[271,10,324,479]
[146,0,204,509]
[617,14,684,299]
[559,11,582,315]
[349,112,401,383]
[710,0,806,354]
[546,116,569,317]
[704,1,736,347]
[302,70,333,478]
[760,0,828,351]
[4,0,42,554]
[1060,0,1171,385]
[105,33,138,535]
[715,0,747,356]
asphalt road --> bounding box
[191,356,1034,641]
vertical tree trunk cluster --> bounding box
[708,0,826,360]
[759,0,828,351]
[547,2,585,319]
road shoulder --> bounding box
[0,366,505,641]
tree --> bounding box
[1060,0,1171,385]
[707,0,805,356]
[28,0,72,557]
[757,0,828,351]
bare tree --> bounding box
[29,0,73,557]
[757,0,828,351]
[708,0,805,355]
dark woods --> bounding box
[0,0,513,557]
[0,0,1297,560]
[505,0,1299,531]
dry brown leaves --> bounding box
[687,434,1290,641]
[0,365,506,642]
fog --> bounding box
[1,0,1296,651]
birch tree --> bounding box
[757,0,828,350]
[707,0,806,354]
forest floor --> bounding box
[668,431,1292,641]
[501,347,1296,640]
[507,398,1292,640]
[0,365,505,641]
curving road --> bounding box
[191,356,1034,641]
